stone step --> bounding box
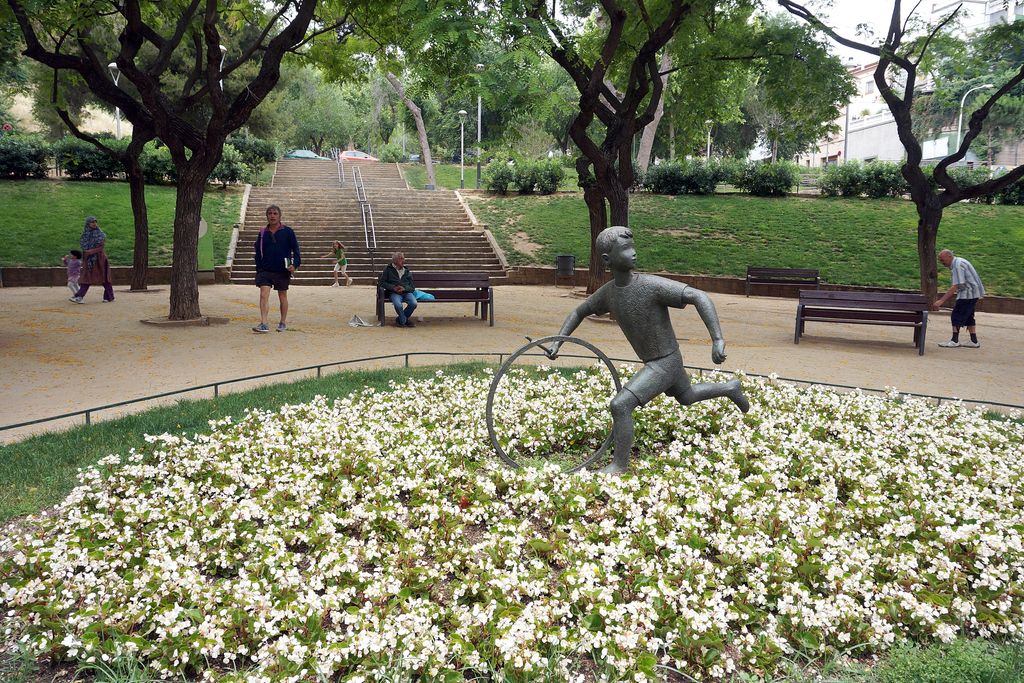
[240,162,504,283]
[243,210,471,218]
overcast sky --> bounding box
[768,0,915,64]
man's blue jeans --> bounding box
[389,291,417,324]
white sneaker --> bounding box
[70,297,84,304]
[938,340,960,348]
[961,340,980,348]
[331,282,340,287]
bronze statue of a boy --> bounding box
[547,226,749,474]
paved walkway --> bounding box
[2,284,1022,443]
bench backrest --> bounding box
[799,290,928,311]
[414,272,490,288]
[747,267,820,280]
[378,271,491,293]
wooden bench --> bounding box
[376,271,494,326]
[795,290,930,355]
[746,267,820,297]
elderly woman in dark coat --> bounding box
[72,216,114,303]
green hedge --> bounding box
[484,159,564,195]
[820,161,1020,204]
[735,161,799,196]
[210,144,255,187]
[54,136,129,180]
[0,134,51,179]
[378,143,404,163]
[225,135,278,170]
[642,159,721,195]
[862,162,909,198]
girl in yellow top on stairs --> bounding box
[327,240,353,286]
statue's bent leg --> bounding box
[674,375,749,413]
[604,389,642,474]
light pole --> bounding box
[458,110,467,189]
[219,44,227,90]
[475,63,484,189]
[705,120,713,158]
[956,83,993,165]
[108,62,121,139]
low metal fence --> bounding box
[2,350,1020,435]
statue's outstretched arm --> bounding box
[548,303,591,358]
[682,288,727,364]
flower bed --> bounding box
[2,368,1023,681]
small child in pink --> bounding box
[63,250,83,300]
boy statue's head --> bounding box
[596,226,636,273]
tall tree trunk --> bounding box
[583,188,608,293]
[124,135,149,291]
[168,171,206,320]
[126,160,149,291]
[385,72,436,189]
[916,197,943,303]
[577,156,607,293]
[635,52,671,173]
[606,180,629,225]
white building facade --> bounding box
[797,2,1022,169]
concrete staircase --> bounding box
[271,158,343,188]
[230,160,505,285]
[341,159,408,190]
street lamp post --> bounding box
[475,63,484,189]
[956,83,993,165]
[108,62,121,139]
[219,45,227,90]
[705,121,713,158]
[458,110,467,189]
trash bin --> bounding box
[555,255,576,276]
[197,217,215,283]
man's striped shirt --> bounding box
[951,256,985,300]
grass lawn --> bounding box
[469,193,1024,297]
[0,180,243,267]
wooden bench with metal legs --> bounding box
[376,272,494,327]
[795,290,930,355]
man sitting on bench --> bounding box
[379,252,418,328]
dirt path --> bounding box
[2,283,1022,443]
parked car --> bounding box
[283,149,331,160]
[340,150,379,161]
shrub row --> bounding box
[638,159,799,197]
[820,161,908,198]
[484,159,565,194]
[641,159,737,195]
[0,132,276,186]
[0,134,50,179]
[819,161,1023,204]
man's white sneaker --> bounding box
[961,340,981,348]
[331,282,340,287]
[938,340,961,348]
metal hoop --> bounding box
[486,335,622,472]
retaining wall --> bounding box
[5,265,1022,315]
[499,266,1024,316]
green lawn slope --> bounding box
[1,180,243,267]
[469,193,1024,297]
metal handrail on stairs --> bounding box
[352,166,378,273]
